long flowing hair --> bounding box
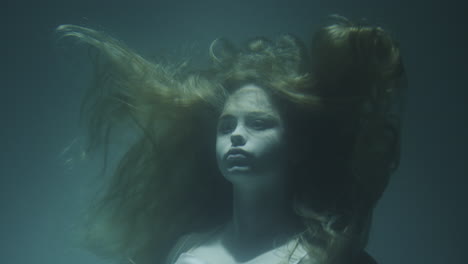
[57,16,406,264]
[296,17,406,264]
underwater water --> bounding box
[2,0,467,264]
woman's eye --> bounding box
[218,119,236,134]
[249,119,272,130]
[251,120,265,129]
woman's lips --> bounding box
[226,153,247,160]
[224,148,251,160]
[225,149,251,168]
[226,155,250,166]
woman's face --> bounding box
[216,84,288,187]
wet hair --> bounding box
[57,16,406,264]
[295,18,406,263]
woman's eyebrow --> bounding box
[218,114,235,120]
[246,111,278,119]
[218,111,278,120]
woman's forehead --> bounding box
[222,84,279,116]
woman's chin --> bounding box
[223,166,255,182]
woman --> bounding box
[58,16,406,264]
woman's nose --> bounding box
[230,125,247,146]
[230,134,246,146]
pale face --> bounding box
[216,84,287,187]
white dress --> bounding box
[173,237,310,264]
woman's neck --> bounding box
[221,182,302,261]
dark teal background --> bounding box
[2,0,466,263]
